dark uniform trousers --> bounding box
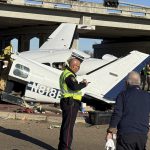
[116,133,147,150]
[58,98,80,150]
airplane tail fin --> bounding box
[40,23,77,50]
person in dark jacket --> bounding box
[58,58,89,150]
[106,71,150,150]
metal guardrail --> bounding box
[24,0,150,17]
[120,1,150,9]
[4,0,150,18]
[25,0,150,9]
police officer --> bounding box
[58,58,89,150]
[0,43,13,91]
[0,43,13,61]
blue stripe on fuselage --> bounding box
[104,55,150,101]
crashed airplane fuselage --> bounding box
[0,23,150,110]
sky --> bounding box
[11,0,150,52]
[83,0,150,6]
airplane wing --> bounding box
[39,23,76,50]
[80,51,150,103]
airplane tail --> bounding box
[40,23,77,50]
[82,51,150,103]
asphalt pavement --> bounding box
[0,104,149,150]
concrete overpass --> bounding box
[1,0,150,54]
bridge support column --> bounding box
[0,40,3,52]
[93,40,150,58]
[80,16,91,25]
[1,40,5,51]
[18,35,30,52]
[1,38,12,50]
[39,34,48,47]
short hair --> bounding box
[126,71,141,86]
[67,57,75,66]
[67,57,81,66]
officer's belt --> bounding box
[61,97,81,103]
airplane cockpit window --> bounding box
[42,63,51,66]
[13,64,30,78]
[52,62,65,70]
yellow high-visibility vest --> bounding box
[59,68,82,101]
[146,71,150,75]
[3,45,13,55]
[0,44,13,60]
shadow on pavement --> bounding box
[0,126,56,150]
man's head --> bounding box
[126,71,141,86]
[68,58,81,73]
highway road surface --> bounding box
[0,119,149,150]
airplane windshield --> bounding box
[52,62,65,70]
[13,64,30,79]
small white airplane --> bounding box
[1,23,150,110]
